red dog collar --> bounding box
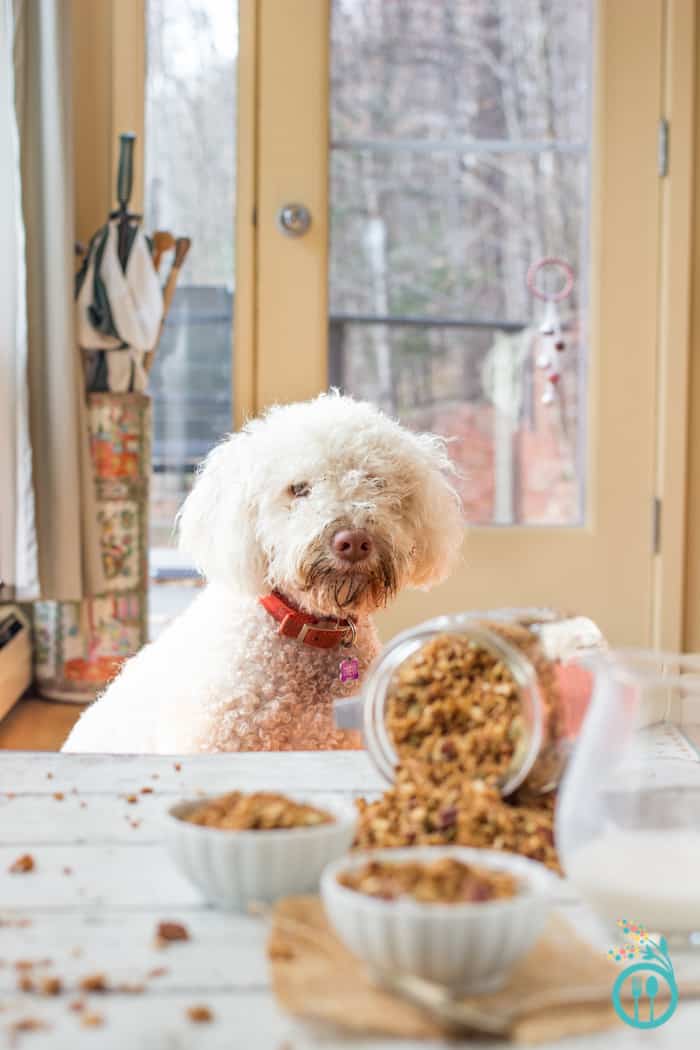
[259,592,356,650]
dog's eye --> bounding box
[289,482,311,499]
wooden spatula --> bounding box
[151,230,175,273]
[145,236,192,374]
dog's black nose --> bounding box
[331,528,373,564]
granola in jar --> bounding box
[344,610,603,872]
[385,622,566,796]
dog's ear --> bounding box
[177,433,267,592]
[406,434,465,589]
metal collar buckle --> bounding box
[341,619,357,648]
[295,618,356,646]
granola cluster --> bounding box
[354,770,559,871]
[355,626,563,872]
[8,853,35,874]
[338,856,517,904]
[182,791,333,831]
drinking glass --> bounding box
[557,650,700,947]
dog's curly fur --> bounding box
[63,393,464,754]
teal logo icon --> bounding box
[608,920,678,1029]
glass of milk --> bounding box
[556,650,700,946]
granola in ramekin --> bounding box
[181,791,333,831]
[337,856,517,903]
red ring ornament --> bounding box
[526,256,574,302]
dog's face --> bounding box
[178,394,464,618]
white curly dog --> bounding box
[63,393,464,754]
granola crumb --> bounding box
[125,794,138,804]
[140,787,153,794]
[173,763,182,771]
[154,922,189,947]
[68,999,85,1012]
[81,1012,104,1028]
[186,1005,213,1023]
[9,1018,49,1036]
[147,966,168,978]
[46,773,53,780]
[79,973,108,993]
[40,976,62,996]
[53,792,64,801]
[9,854,34,874]
[17,975,34,992]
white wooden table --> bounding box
[0,752,696,1049]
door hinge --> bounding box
[652,497,662,554]
[658,118,669,177]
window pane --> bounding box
[145,0,237,630]
[329,0,592,526]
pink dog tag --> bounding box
[339,657,359,683]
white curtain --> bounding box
[0,0,37,598]
[1,0,105,601]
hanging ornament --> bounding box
[536,300,561,369]
[526,256,574,406]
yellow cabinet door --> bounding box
[246,0,690,648]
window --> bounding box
[328,0,592,526]
[144,0,238,632]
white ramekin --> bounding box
[166,795,356,911]
[321,846,554,992]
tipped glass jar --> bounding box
[335,609,603,797]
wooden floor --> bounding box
[0,696,82,750]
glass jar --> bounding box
[334,608,603,796]
[557,649,700,945]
